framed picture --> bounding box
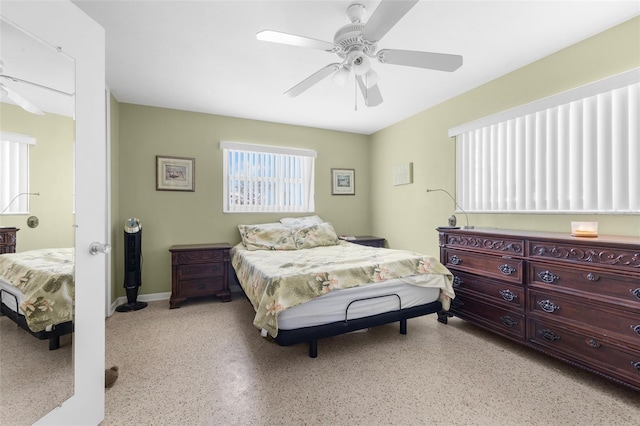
[331,168,355,195]
[156,155,195,191]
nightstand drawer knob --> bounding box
[632,325,640,336]
[499,289,517,302]
[586,273,599,282]
[498,264,516,275]
[631,288,640,300]
[197,283,206,290]
[453,276,463,287]
[538,299,560,313]
[450,255,461,265]
[538,270,559,283]
[632,362,640,372]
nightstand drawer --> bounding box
[178,277,225,297]
[174,249,225,265]
[177,263,224,279]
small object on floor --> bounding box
[105,366,119,389]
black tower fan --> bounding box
[116,218,148,312]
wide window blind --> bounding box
[220,141,316,213]
[0,132,35,214]
[449,69,639,213]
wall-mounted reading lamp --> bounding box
[426,188,473,229]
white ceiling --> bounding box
[5,1,640,134]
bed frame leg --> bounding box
[49,336,60,350]
[308,340,318,358]
[399,319,407,335]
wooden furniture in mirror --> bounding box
[438,227,640,391]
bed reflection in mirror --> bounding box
[0,16,76,425]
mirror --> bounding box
[0,17,76,424]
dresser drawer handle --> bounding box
[537,270,559,284]
[450,255,461,265]
[453,276,463,287]
[500,316,517,328]
[540,329,560,342]
[499,289,517,302]
[586,273,599,282]
[197,283,206,290]
[631,288,640,300]
[498,264,516,275]
[632,362,640,372]
[632,325,640,336]
[586,338,600,348]
[538,299,560,313]
[451,299,464,309]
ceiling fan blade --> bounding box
[331,65,351,87]
[0,83,44,115]
[377,49,463,72]
[356,76,383,107]
[257,30,335,52]
[284,63,340,97]
[362,0,418,43]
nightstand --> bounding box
[169,243,232,309]
[0,227,19,253]
[349,236,386,248]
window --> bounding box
[220,141,316,213]
[0,131,34,214]
[449,69,639,214]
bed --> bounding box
[0,248,74,350]
[231,217,455,357]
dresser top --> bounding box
[438,227,639,247]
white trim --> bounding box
[220,141,317,158]
[0,131,36,145]
[449,68,640,137]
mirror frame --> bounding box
[1,2,106,424]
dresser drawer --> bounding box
[528,290,640,347]
[177,262,224,279]
[444,249,523,284]
[177,277,225,297]
[528,318,640,388]
[174,249,226,265]
[451,270,524,310]
[451,294,526,340]
[442,232,525,256]
[529,262,640,309]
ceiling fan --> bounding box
[257,0,463,107]
[0,59,44,115]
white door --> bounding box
[2,2,107,424]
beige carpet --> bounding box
[100,298,640,426]
[0,316,73,426]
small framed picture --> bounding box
[156,155,195,191]
[331,168,355,195]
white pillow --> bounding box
[279,215,324,227]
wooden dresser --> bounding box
[169,243,232,309]
[438,227,640,390]
[0,227,19,254]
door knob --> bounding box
[89,242,111,255]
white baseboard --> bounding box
[108,292,171,316]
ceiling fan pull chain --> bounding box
[354,77,358,111]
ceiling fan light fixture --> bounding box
[349,52,370,76]
[332,65,351,87]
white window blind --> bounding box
[220,141,316,213]
[449,69,639,213]
[0,132,35,214]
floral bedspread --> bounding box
[231,241,454,337]
[0,248,74,332]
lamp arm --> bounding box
[0,192,39,215]
[426,188,473,229]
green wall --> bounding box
[113,104,370,298]
[370,16,640,256]
[0,103,74,251]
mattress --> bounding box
[278,277,440,330]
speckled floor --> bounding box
[0,316,73,426]
[100,299,640,426]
